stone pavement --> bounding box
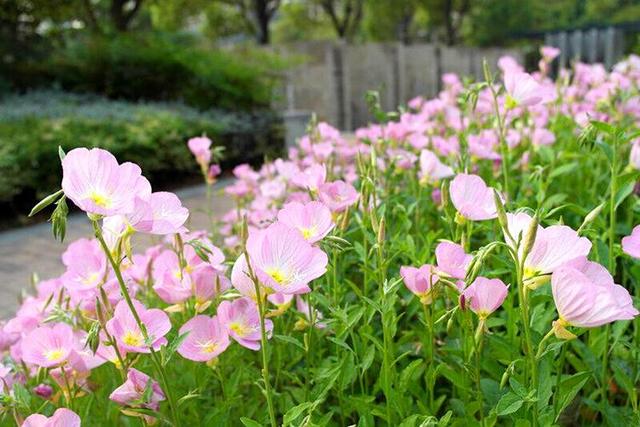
[0,183,234,317]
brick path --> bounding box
[0,183,233,317]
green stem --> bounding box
[517,265,537,426]
[422,304,434,412]
[474,326,485,427]
[92,220,180,426]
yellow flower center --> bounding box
[229,322,249,336]
[122,330,144,347]
[523,266,537,279]
[300,226,317,240]
[82,272,99,286]
[197,340,218,354]
[265,267,288,285]
[44,348,65,362]
[89,191,111,208]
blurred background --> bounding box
[2,0,640,229]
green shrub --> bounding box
[0,91,283,222]
[3,33,286,111]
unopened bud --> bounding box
[377,216,385,246]
[578,202,605,234]
[493,189,509,235]
[33,384,53,399]
[521,215,539,260]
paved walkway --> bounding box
[0,183,234,317]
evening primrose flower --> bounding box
[21,323,75,368]
[277,201,335,243]
[61,238,107,292]
[187,136,212,166]
[246,222,328,295]
[622,225,640,258]
[504,212,591,284]
[110,368,166,412]
[504,70,546,108]
[61,147,151,217]
[318,180,359,213]
[217,297,272,350]
[418,149,454,185]
[22,408,81,427]
[551,263,639,338]
[450,174,500,221]
[400,265,439,304]
[435,241,472,280]
[105,299,171,353]
[461,277,508,319]
[177,315,230,362]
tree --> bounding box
[316,0,364,41]
[363,0,419,43]
[217,0,280,44]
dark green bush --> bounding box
[3,33,285,111]
[0,91,283,224]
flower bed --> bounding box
[2,48,640,426]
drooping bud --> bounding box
[521,214,539,261]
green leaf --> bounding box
[58,146,66,161]
[555,371,591,422]
[614,180,635,210]
[163,331,190,366]
[283,402,313,426]
[274,334,305,351]
[240,417,262,427]
[29,189,64,217]
[495,391,523,416]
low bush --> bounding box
[3,33,286,111]
[0,91,283,225]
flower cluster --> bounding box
[3,47,640,425]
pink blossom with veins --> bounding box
[418,149,454,184]
[245,222,328,295]
[532,128,556,146]
[21,323,75,368]
[462,277,508,319]
[109,368,166,412]
[318,180,359,213]
[435,241,472,280]
[61,238,106,292]
[277,201,335,243]
[177,315,230,362]
[22,408,81,427]
[105,299,171,353]
[217,297,272,350]
[622,225,640,258]
[504,212,591,279]
[130,191,189,235]
[400,265,439,304]
[504,70,548,108]
[551,264,638,331]
[450,173,500,221]
[152,250,193,304]
[187,136,212,165]
[292,163,326,192]
[61,147,151,217]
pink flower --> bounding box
[462,277,508,319]
[188,136,212,165]
[23,408,80,427]
[435,241,472,279]
[295,297,326,329]
[109,368,166,411]
[217,297,272,350]
[622,225,640,258]
[62,147,151,217]
[418,149,454,184]
[106,299,171,353]
[318,180,359,213]
[131,192,189,235]
[450,174,499,221]
[277,201,335,243]
[505,213,592,280]
[178,315,230,362]
[540,46,560,62]
[152,250,193,304]
[551,264,638,332]
[61,238,106,292]
[400,265,439,304]
[292,163,326,192]
[532,128,555,146]
[246,222,328,295]
[21,323,75,368]
[504,70,546,108]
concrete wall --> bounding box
[280,41,523,130]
